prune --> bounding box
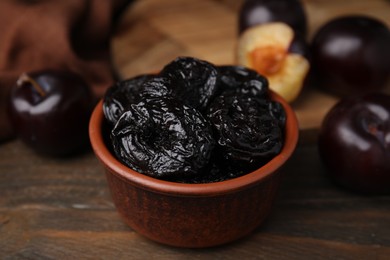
[268,101,286,129]
[207,91,283,171]
[8,70,93,156]
[160,56,219,112]
[104,58,286,184]
[138,76,175,100]
[217,65,268,96]
[111,98,215,180]
[217,66,285,128]
[103,74,153,125]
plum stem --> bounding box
[17,73,46,97]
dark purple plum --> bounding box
[318,93,390,194]
[311,15,390,96]
[238,0,307,37]
[8,70,94,156]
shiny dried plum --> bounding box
[217,65,268,97]
[111,98,215,180]
[240,76,269,98]
[160,56,219,112]
[207,91,283,171]
[138,76,176,100]
[104,59,286,184]
[269,101,286,129]
[103,74,153,125]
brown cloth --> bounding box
[0,0,131,142]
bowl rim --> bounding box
[89,91,299,196]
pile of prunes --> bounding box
[103,57,286,183]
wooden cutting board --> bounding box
[110,0,390,130]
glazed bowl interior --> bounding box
[89,90,299,196]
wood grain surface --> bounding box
[111,0,390,130]
[1,132,390,259]
[1,0,390,259]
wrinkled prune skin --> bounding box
[160,56,219,112]
[207,91,283,171]
[103,58,286,183]
[217,66,269,97]
[103,74,153,125]
[269,101,286,129]
[138,76,181,100]
[111,98,215,180]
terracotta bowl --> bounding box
[89,91,299,248]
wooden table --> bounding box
[1,132,389,259]
[1,0,390,259]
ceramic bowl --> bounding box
[89,91,299,248]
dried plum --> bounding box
[103,57,286,184]
[239,76,269,98]
[160,56,219,112]
[111,98,215,180]
[207,91,283,171]
[217,65,268,97]
[103,74,153,125]
[269,101,286,129]
[138,76,175,100]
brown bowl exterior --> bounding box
[89,91,299,248]
[105,163,282,248]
